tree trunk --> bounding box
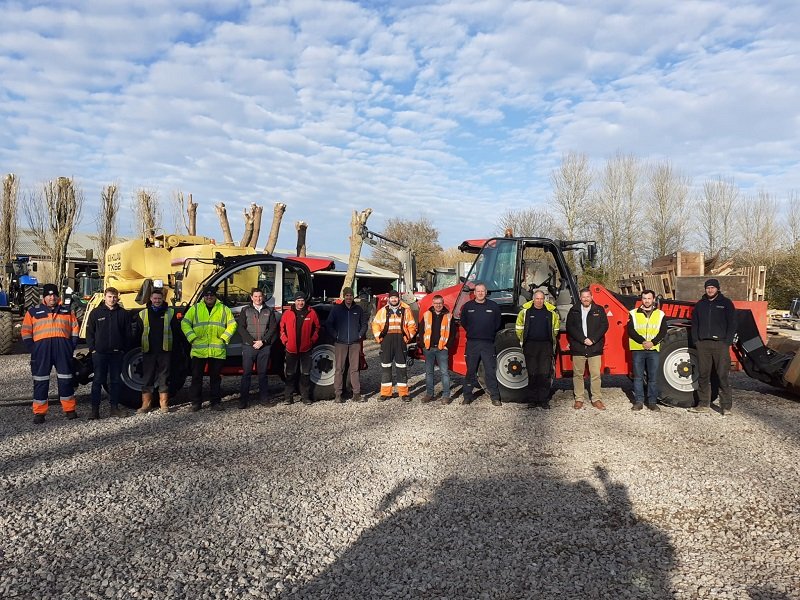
[296,221,308,257]
[240,203,256,247]
[249,205,263,248]
[187,193,197,236]
[263,202,287,255]
[215,202,234,245]
[342,208,372,296]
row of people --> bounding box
[21,278,736,423]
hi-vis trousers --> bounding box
[380,333,408,397]
[31,337,76,415]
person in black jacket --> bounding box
[459,283,502,406]
[688,278,737,416]
[86,287,133,419]
[325,287,368,403]
[236,288,278,408]
[566,288,609,410]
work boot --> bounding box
[591,400,606,410]
[631,402,644,411]
[688,405,709,413]
[334,395,345,404]
[110,406,124,418]
[159,392,170,414]
[191,403,202,412]
[491,397,502,407]
[647,403,660,412]
[137,392,153,414]
[441,396,452,405]
[89,406,100,420]
[65,410,77,420]
[302,397,313,405]
[210,403,224,412]
[573,400,584,410]
[238,399,249,410]
[351,394,364,403]
[33,414,45,425]
[460,395,474,406]
[282,396,294,406]
[421,395,435,403]
[378,395,390,402]
[401,395,411,403]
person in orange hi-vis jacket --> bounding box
[21,283,79,424]
[372,290,417,402]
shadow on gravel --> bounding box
[280,465,676,599]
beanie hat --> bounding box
[202,285,218,296]
[42,283,59,297]
[294,291,306,301]
[388,290,400,298]
[704,278,721,289]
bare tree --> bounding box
[550,151,593,240]
[135,189,161,240]
[1,174,19,288]
[591,153,643,280]
[240,204,264,248]
[97,184,120,273]
[263,202,287,255]
[369,217,443,276]
[214,202,234,244]
[170,191,190,234]
[25,176,83,286]
[295,221,308,257]
[187,193,198,236]
[495,207,555,238]
[737,191,782,267]
[342,208,372,296]
[646,161,690,260]
[696,177,739,260]
[785,190,800,248]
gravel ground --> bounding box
[1,340,799,599]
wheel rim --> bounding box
[661,346,698,393]
[310,344,335,387]
[120,348,146,392]
[495,346,528,390]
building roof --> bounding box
[273,248,397,279]
[15,229,128,262]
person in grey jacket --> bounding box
[236,288,278,408]
[325,287,368,403]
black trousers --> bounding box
[695,339,731,409]
[241,344,271,402]
[190,357,224,406]
[141,351,170,393]
[463,340,499,400]
[523,340,553,404]
[285,351,312,400]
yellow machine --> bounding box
[79,234,255,336]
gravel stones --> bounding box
[1,341,799,598]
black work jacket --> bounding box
[566,302,609,357]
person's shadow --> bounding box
[281,465,676,599]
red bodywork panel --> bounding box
[419,282,769,379]
[286,257,335,273]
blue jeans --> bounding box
[632,350,660,404]
[424,348,450,398]
[91,352,124,409]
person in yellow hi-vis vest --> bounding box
[134,288,179,414]
[181,285,237,411]
[627,289,668,411]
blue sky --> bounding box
[1,0,799,251]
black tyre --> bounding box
[117,347,146,408]
[479,328,529,402]
[24,285,40,310]
[0,311,13,355]
[657,329,698,408]
[793,321,800,332]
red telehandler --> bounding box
[417,235,800,406]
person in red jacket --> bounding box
[280,292,320,405]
